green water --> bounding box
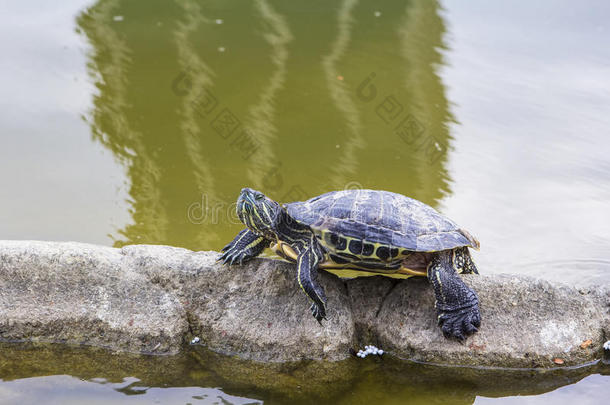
[74,0,453,252]
[1,0,609,403]
[0,343,608,405]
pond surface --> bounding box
[2,0,610,285]
[0,0,609,403]
[0,343,609,405]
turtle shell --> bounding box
[285,189,479,253]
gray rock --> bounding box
[0,241,186,353]
[374,275,607,368]
[0,240,608,368]
[121,244,354,362]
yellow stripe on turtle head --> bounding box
[261,202,273,224]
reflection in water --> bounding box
[77,0,170,246]
[397,0,455,204]
[77,0,453,251]
[321,0,365,188]
[0,343,608,405]
[174,0,219,248]
[244,0,292,191]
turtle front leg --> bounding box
[218,229,270,265]
[427,250,480,340]
[296,242,327,324]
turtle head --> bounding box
[237,188,282,238]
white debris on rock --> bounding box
[190,336,200,344]
[356,345,384,358]
[604,341,610,351]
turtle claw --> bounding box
[218,229,268,266]
[310,302,326,324]
[218,249,242,265]
[437,304,480,341]
[217,247,230,263]
[217,245,251,266]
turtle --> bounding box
[219,187,481,340]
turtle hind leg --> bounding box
[453,247,479,274]
[428,250,480,341]
[464,249,479,274]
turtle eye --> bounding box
[254,194,264,201]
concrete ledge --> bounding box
[0,240,608,368]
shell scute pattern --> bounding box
[285,189,478,253]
